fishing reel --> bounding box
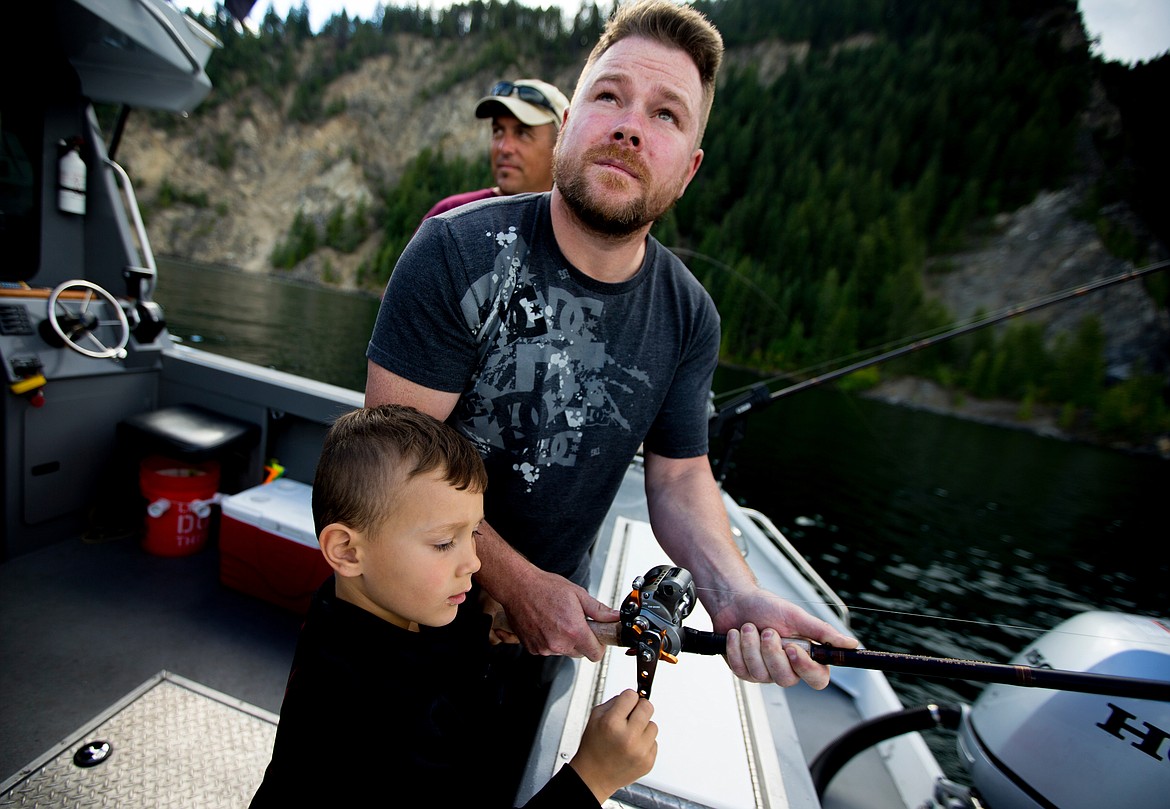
[617,565,725,698]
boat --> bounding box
[3,3,1167,807]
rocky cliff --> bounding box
[118,34,581,290]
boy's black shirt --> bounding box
[249,578,599,808]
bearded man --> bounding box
[365,2,855,802]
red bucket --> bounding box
[139,455,220,557]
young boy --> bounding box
[249,404,657,807]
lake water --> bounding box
[154,257,1170,773]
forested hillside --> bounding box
[167,0,1168,446]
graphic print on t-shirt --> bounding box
[455,226,651,491]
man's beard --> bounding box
[554,143,679,238]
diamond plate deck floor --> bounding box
[0,672,277,808]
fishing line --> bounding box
[668,246,788,318]
[844,606,1170,650]
[691,586,1170,649]
[692,586,1050,634]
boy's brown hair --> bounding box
[312,404,487,537]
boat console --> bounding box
[0,0,221,560]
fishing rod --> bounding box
[768,638,1170,702]
[590,565,1170,703]
[708,258,1170,481]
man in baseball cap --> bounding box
[422,78,570,221]
[474,78,568,128]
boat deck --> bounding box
[0,528,302,788]
[1,671,278,808]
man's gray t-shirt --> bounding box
[367,192,720,580]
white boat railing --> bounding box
[736,504,850,627]
[104,158,158,294]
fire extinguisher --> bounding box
[58,137,86,215]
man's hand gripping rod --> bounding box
[590,565,1170,703]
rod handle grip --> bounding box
[588,619,623,647]
[587,621,732,656]
[682,627,728,655]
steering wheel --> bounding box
[47,280,131,360]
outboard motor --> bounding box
[958,611,1170,808]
